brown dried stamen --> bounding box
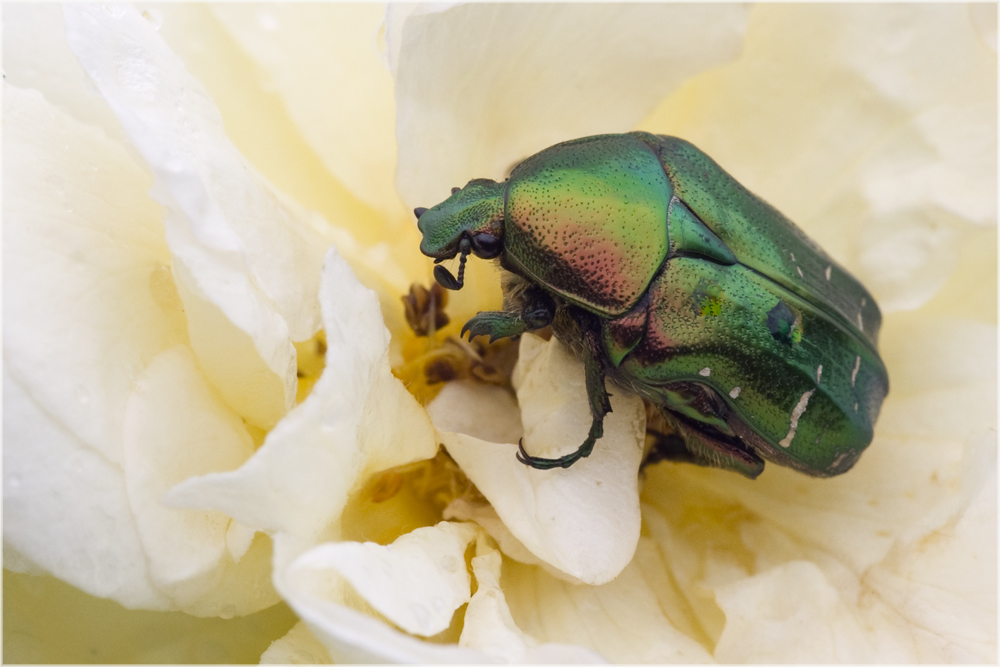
[402,283,450,337]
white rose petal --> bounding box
[291,522,478,638]
[3,372,168,609]
[501,533,715,663]
[122,345,276,616]
[638,4,995,313]
[64,4,331,428]
[430,334,646,585]
[392,3,750,208]
[272,533,486,663]
[260,621,332,664]
[3,83,180,607]
[165,246,437,540]
[210,4,402,218]
[864,458,997,662]
[3,4,128,144]
[444,499,553,574]
[461,537,607,663]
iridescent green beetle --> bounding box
[416,133,889,478]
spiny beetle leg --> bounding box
[516,418,602,469]
[659,410,764,479]
[462,288,555,343]
[461,311,529,343]
[517,321,611,470]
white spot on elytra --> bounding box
[796,266,804,278]
[857,312,864,331]
[790,252,796,262]
[816,364,823,383]
[854,402,859,412]
[851,355,860,386]
[830,451,849,469]
[825,265,832,281]
[699,367,711,377]
[730,386,741,399]
[861,297,867,307]
[779,390,815,448]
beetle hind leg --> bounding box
[517,316,611,470]
[648,410,764,479]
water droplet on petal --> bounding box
[141,9,163,30]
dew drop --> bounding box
[441,555,460,573]
[74,387,90,405]
[103,4,127,18]
[141,9,163,30]
[257,10,280,32]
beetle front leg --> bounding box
[461,287,555,343]
[517,316,612,470]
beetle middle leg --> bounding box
[517,310,612,470]
[461,285,555,343]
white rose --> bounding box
[4,3,995,663]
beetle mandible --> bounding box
[415,133,889,478]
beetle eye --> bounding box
[471,232,502,259]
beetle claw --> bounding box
[515,420,600,470]
[413,207,429,219]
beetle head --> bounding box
[416,178,506,290]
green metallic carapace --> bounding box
[416,133,889,478]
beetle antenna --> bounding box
[433,237,472,290]
[454,246,469,287]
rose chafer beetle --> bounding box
[415,133,889,478]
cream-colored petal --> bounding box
[210,4,402,219]
[3,83,183,467]
[64,4,331,424]
[272,533,488,663]
[709,435,996,663]
[864,457,997,662]
[133,5,392,248]
[3,372,169,609]
[460,537,607,663]
[426,379,523,444]
[260,621,332,664]
[502,537,715,663]
[291,522,478,637]
[4,570,300,663]
[430,334,646,585]
[2,83,185,607]
[165,246,437,540]
[3,4,128,144]
[639,4,996,313]
[393,3,750,209]
[444,499,554,574]
[122,345,278,616]
[713,560,894,662]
